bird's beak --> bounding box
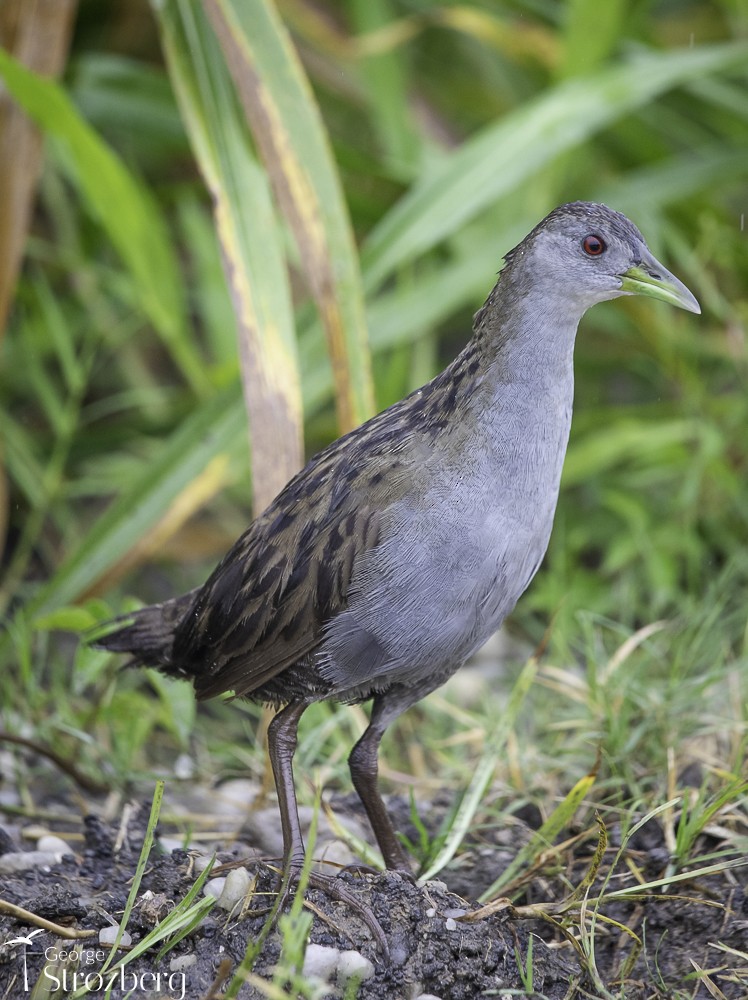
[619,250,701,314]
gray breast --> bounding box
[316,443,565,700]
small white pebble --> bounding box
[173,753,195,780]
[170,953,197,972]
[337,950,374,985]
[215,779,260,809]
[445,917,457,931]
[442,907,467,919]
[204,876,226,899]
[99,927,131,947]
[0,851,65,873]
[192,854,214,873]
[217,867,252,910]
[390,943,409,967]
[37,835,74,856]
[425,879,448,891]
[159,837,187,854]
[302,943,341,981]
[414,995,444,1000]
[425,907,436,918]
[315,838,355,869]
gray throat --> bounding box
[446,270,584,458]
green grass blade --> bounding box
[69,852,217,997]
[418,655,539,883]
[602,857,748,901]
[99,780,165,976]
[362,42,748,288]
[478,768,597,902]
[154,856,216,960]
[156,0,303,509]
[0,50,205,395]
[204,0,375,430]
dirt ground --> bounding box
[1,771,747,1000]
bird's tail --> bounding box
[91,591,197,672]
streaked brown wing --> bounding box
[171,459,381,701]
[170,381,429,700]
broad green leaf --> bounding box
[156,0,303,510]
[348,0,420,177]
[0,412,45,508]
[204,0,375,431]
[26,387,245,620]
[34,605,101,633]
[0,49,206,394]
[559,0,627,78]
[147,670,197,746]
[562,418,703,486]
[175,196,237,368]
[69,53,187,160]
[362,42,748,288]
[598,147,748,213]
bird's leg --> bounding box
[266,701,308,869]
[266,701,390,957]
[349,689,424,874]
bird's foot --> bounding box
[336,861,382,878]
[338,861,417,886]
[307,868,390,959]
[260,860,390,961]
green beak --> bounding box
[619,250,700,314]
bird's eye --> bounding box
[582,234,606,256]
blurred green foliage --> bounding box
[0,0,747,790]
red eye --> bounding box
[583,234,606,256]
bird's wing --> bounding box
[183,506,380,700]
[170,411,417,701]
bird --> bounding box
[94,201,699,896]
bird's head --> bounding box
[504,201,700,315]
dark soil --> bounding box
[1,784,747,1000]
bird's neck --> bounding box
[443,273,584,422]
